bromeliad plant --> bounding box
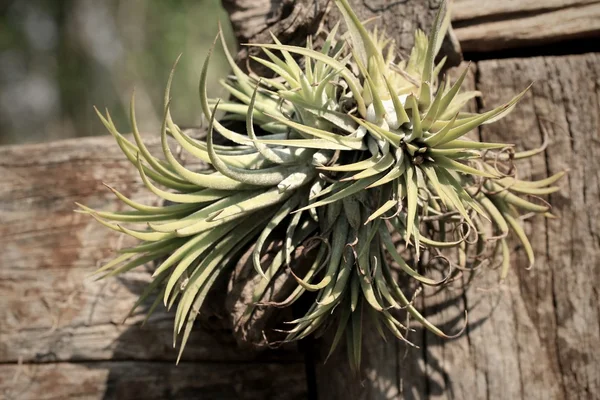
[79,0,564,369]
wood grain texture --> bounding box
[0,135,306,397]
[315,53,600,399]
[475,53,600,400]
[0,361,307,400]
[453,0,600,21]
[453,0,600,52]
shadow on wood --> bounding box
[0,136,308,400]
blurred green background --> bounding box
[0,0,235,145]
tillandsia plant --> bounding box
[78,0,565,370]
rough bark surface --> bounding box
[224,0,463,70]
[223,0,600,58]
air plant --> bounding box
[78,0,564,370]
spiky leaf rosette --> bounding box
[79,0,564,369]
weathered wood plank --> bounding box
[453,0,600,52]
[473,53,600,400]
[0,135,301,364]
[453,0,599,22]
[315,53,600,399]
[0,361,307,400]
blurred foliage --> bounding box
[0,0,235,145]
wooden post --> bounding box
[221,1,600,398]
[2,1,599,399]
